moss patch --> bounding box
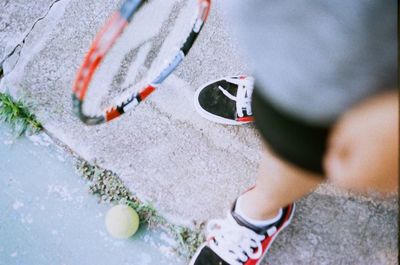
[76,160,205,258]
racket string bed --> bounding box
[72,0,211,125]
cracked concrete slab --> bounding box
[0,0,56,64]
[0,0,398,264]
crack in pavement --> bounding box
[0,0,63,71]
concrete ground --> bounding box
[0,0,398,264]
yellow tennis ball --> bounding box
[105,205,140,238]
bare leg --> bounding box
[240,144,324,220]
[324,90,399,195]
[240,94,399,220]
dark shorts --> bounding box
[252,88,331,175]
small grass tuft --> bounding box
[76,160,205,258]
[0,93,42,135]
[167,223,205,257]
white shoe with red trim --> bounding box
[194,76,255,125]
[189,202,295,265]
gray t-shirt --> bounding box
[219,0,397,125]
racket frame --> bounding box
[72,0,211,125]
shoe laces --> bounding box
[207,213,265,265]
[218,77,254,118]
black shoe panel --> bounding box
[198,80,238,120]
[192,245,231,265]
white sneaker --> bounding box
[190,201,295,265]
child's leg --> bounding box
[239,144,324,220]
[189,141,323,265]
[324,90,399,194]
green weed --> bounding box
[0,93,42,135]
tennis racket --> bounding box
[72,0,211,125]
